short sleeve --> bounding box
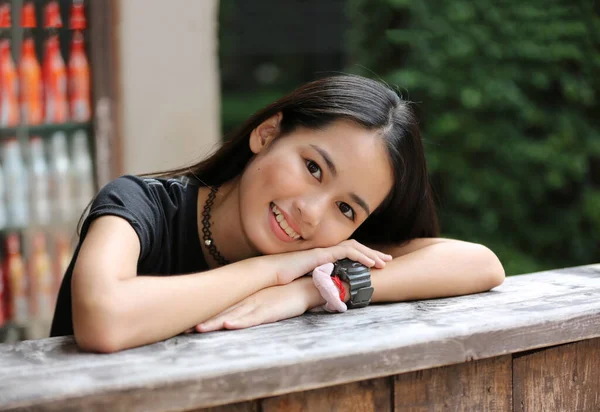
[80,175,164,264]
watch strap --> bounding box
[334,259,374,309]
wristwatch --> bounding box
[333,258,374,309]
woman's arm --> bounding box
[307,238,505,306]
[72,216,276,353]
[197,239,505,331]
[366,238,505,302]
[72,217,390,353]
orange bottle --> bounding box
[69,1,86,30]
[19,2,43,125]
[68,31,91,122]
[4,233,28,324]
[0,5,20,127]
[43,1,68,124]
[28,232,54,319]
[68,1,90,122]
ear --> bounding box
[249,112,283,154]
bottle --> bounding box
[67,32,91,122]
[43,1,68,124]
[0,5,20,127]
[71,130,95,215]
[29,136,51,226]
[4,233,28,324]
[69,1,86,31]
[28,232,53,319]
[0,161,5,325]
[2,139,29,229]
[19,2,43,125]
[68,1,90,122]
[49,132,72,223]
[0,240,5,326]
[0,161,7,230]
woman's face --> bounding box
[238,116,394,255]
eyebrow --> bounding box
[309,144,371,216]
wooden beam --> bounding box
[394,356,512,411]
[261,378,392,412]
[0,265,599,411]
[513,338,600,411]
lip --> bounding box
[271,203,302,237]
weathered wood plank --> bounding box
[394,356,512,411]
[513,337,600,412]
[190,401,259,412]
[0,265,599,411]
[261,378,392,412]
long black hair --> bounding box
[151,74,439,245]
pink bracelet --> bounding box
[310,262,347,313]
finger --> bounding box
[377,251,394,261]
[344,240,392,267]
[197,304,254,332]
[354,245,391,268]
[341,246,376,267]
[223,309,273,330]
[364,250,386,268]
[196,311,228,332]
[354,246,389,268]
[196,320,224,333]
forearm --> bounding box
[76,257,275,352]
[301,242,505,309]
[371,242,505,302]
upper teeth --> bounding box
[271,204,301,239]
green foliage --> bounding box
[347,0,600,275]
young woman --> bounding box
[50,75,505,353]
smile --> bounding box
[270,203,301,240]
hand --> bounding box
[270,239,393,285]
[194,280,312,332]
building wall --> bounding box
[116,0,221,175]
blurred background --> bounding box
[0,0,598,341]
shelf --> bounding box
[0,122,93,139]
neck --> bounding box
[197,177,259,268]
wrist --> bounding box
[246,255,280,288]
[297,276,328,309]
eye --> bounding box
[306,159,322,181]
[337,201,355,221]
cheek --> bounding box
[256,155,307,193]
[311,220,355,248]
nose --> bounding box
[295,194,328,230]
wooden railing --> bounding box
[1,264,599,411]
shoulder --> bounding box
[95,175,196,205]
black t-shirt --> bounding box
[50,175,209,337]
